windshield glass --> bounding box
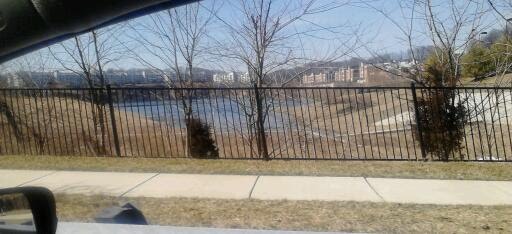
[1,1,512,233]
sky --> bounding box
[118,0,427,70]
[2,0,506,72]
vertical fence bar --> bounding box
[21,90,35,155]
[411,83,427,160]
[374,89,386,159]
[141,89,154,157]
[10,89,19,155]
[166,89,180,157]
[0,90,10,154]
[148,91,161,157]
[116,89,128,157]
[160,89,174,157]
[457,89,470,160]
[403,88,419,160]
[353,89,367,159]
[106,85,121,157]
[45,90,57,155]
[232,89,250,158]
[62,90,78,155]
[398,89,409,159]
[74,89,87,156]
[220,90,235,158]
[212,89,227,158]
[502,89,512,161]
[493,90,506,160]
[324,89,339,159]
[361,89,375,159]
[486,88,499,160]
[226,90,242,158]
[304,89,319,159]
[310,89,325,158]
[282,90,293,159]
[285,89,298,159]
[254,84,269,160]
[205,90,219,158]
[267,89,281,159]
[389,89,403,159]
[464,89,477,161]
[339,89,355,159]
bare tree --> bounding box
[212,0,354,86]
[208,0,354,159]
[360,0,495,160]
[5,52,54,88]
[360,0,489,86]
[0,52,58,154]
[488,0,512,22]
[128,2,217,158]
[49,27,125,155]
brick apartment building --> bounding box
[303,63,400,85]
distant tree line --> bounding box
[462,29,512,81]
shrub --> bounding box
[414,50,469,161]
[415,91,468,161]
[186,117,219,159]
[462,43,494,80]
[489,36,512,71]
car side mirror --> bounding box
[0,187,57,234]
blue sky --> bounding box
[5,0,505,72]
[115,0,422,70]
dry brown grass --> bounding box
[55,194,512,233]
[0,94,188,157]
[276,89,422,160]
[287,89,512,161]
[1,155,512,181]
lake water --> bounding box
[118,98,297,132]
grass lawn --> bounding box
[1,155,512,180]
[56,194,512,233]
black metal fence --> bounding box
[0,85,511,161]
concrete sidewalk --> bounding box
[58,222,350,234]
[1,169,512,205]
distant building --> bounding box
[303,72,329,84]
[192,70,214,83]
[303,64,363,84]
[213,72,236,83]
[6,74,22,87]
[213,71,251,84]
[334,67,351,82]
[239,72,251,84]
[0,67,218,88]
[105,70,163,86]
[53,71,86,87]
[303,62,405,85]
[4,73,22,88]
[360,64,393,84]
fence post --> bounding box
[411,83,427,160]
[254,83,269,160]
[106,85,121,157]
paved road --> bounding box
[57,223,352,234]
[2,169,512,205]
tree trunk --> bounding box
[0,99,22,141]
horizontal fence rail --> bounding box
[0,86,511,161]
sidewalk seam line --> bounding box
[119,173,160,198]
[248,175,260,199]
[17,171,58,187]
[364,177,386,202]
